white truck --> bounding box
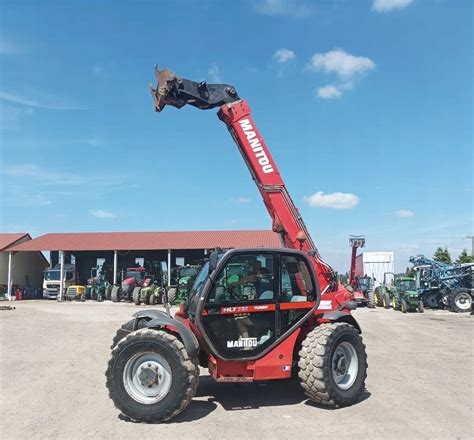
[355,252,395,288]
[42,264,78,299]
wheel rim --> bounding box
[455,293,471,311]
[331,341,358,390]
[123,351,172,405]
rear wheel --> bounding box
[418,300,424,313]
[391,296,399,311]
[298,323,367,408]
[149,294,157,306]
[105,329,199,423]
[423,293,438,309]
[167,288,177,306]
[374,288,383,307]
[111,286,121,303]
[133,287,142,306]
[449,289,472,313]
[401,299,408,313]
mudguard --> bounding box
[132,309,200,357]
[322,311,362,333]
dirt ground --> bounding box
[1,301,472,440]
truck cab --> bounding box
[42,264,77,299]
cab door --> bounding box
[277,253,317,336]
[200,252,277,359]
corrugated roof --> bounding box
[8,230,282,252]
[0,233,29,251]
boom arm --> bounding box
[151,66,337,292]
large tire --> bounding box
[111,286,121,303]
[383,292,390,309]
[367,290,375,309]
[298,323,367,408]
[449,288,472,313]
[374,288,383,307]
[418,300,424,313]
[167,288,177,306]
[133,287,142,306]
[105,285,112,301]
[105,329,199,423]
[149,294,157,306]
[400,299,408,313]
[391,296,399,311]
[423,293,438,309]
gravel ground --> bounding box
[1,300,472,440]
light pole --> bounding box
[467,236,474,258]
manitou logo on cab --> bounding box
[239,119,274,174]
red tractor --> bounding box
[348,236,375,308]
[105,67,368,423]
[110,267,149,302]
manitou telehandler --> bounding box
[105,67,368,423]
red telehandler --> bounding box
[105,67,368,423]
[348,236,375,308]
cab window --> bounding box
[280,254,314,302]
[207,254,275,303]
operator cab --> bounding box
[187,248,320,360]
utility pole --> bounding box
[467,236,474,257]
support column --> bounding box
[7,252,13,301]
[167,249,171,287]
[113,250,118,285]
[58,251,65,301]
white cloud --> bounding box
[304,191,359,209]
[372,0,413,13]
[274,48,296,63]
[208,63,221,82]
[89,209,116,219]
[394,209,415,217]
[255,0,314,18]
[307,49,375,79]
[316,84,342,99]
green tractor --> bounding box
[83,266,112,302]
[133,262,167,306]
[374,273,424,313]
[166,265,201,305]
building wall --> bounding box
[0,236,49,289]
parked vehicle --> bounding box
[166,265,201,305]
[410,255,473,312]
[42,264,78,300]
[65,285,86,301]
[348,236,374,307]
[83,266,111,302]
[106,66,367,423]
[111,267,147,302]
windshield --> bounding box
[399,279,416,291]
[189,262,209,299]
[358,277,372,288]
[180,267,199,278]
[44,270,60,281]
[126,271,144,281]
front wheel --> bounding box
[111,286,121,303]
[449,289,472,313]
[418,300,424,313]
[383,292,390,309]
[367,290,375,309]
[105,329,199,423]
[133,287,142,306]
[298,323,367,407]
[401,299,408,313]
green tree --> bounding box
[405,266,415,277]
[433,247,451,264]
[456,249,474,264]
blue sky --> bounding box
[0,0,472,272]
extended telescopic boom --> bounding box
[151,66,338,293]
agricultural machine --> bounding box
[133,276,167,306]
[348,236,374,308]
[374,273,422,313]
[65,284,86,301]
[166,265,201,305]
[410,255,473,313]
[111,267,148,302]
[105,66,368,423]
[83,266,112,302]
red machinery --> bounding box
[105,67,367,423]
[348,236,375,308]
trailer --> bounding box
[355,252,394,288]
